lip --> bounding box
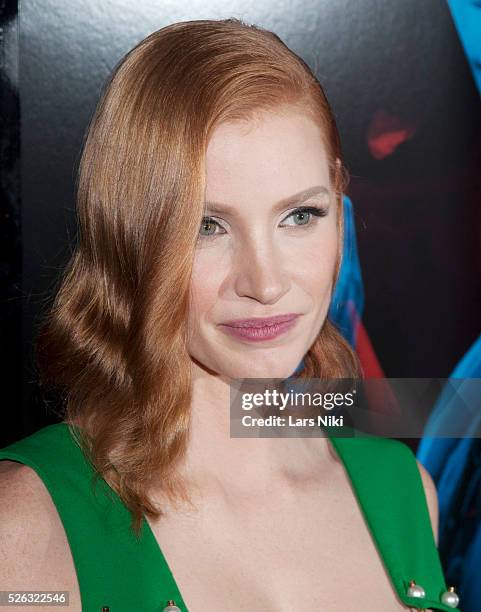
[220,313,301,328]
[218,313,301,343]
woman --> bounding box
[0,18,461,611]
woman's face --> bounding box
[188,108,338,380]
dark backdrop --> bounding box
[1,0,480,446]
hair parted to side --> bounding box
[36,18,362,536]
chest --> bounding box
[146,474,414,611]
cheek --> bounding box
[188,250,224,326]
[287,226,338,294]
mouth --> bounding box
[220,313,301,328]
[218,313,301,343]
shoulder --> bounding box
[351,436,440,546]
[0,460,81,605]
[381,439,440,546]
[0,460,62,572]
[0,459,57,531]
[415,457,439,546]
[0,458,58,512]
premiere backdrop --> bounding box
[1,0,480,443]
[2,2,481,607]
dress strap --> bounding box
[328,428,462,611]
[0,423,187,611]
[0,422,462,611]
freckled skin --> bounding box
[188,109,338,380]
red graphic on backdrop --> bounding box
[367,110,417,159]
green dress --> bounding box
[0,422,462,611]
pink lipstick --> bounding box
[219,313,301,343]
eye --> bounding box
[198,204,329,239]
[199,217,226,238]
[280,205,328,228]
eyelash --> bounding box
[199,205,329,239]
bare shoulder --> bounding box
[0,460,82,609]
[0,459,57,528]
[415,458,439,546]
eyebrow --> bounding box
[203,185,331,216]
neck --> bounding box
[177,361,336,496]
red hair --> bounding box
[36,18,361,536]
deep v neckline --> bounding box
[141,513,188,610]
[60,422,453,611]
[136,430,406,612]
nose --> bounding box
[233,234,290,305]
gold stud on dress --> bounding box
[162,600,181,612]
[407,579,426,599]
[441,586,460,608]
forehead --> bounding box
[205,110,330,203]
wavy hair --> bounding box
[36,18,362,536]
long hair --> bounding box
[36,18,362,536]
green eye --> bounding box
[281,206,328,227]
[199,217,221,237]
[291,210,311,225]
[198,204,328,239]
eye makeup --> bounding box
[198,201,329,239]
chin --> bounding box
[190,344,305,381]
[215,358,302,381]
